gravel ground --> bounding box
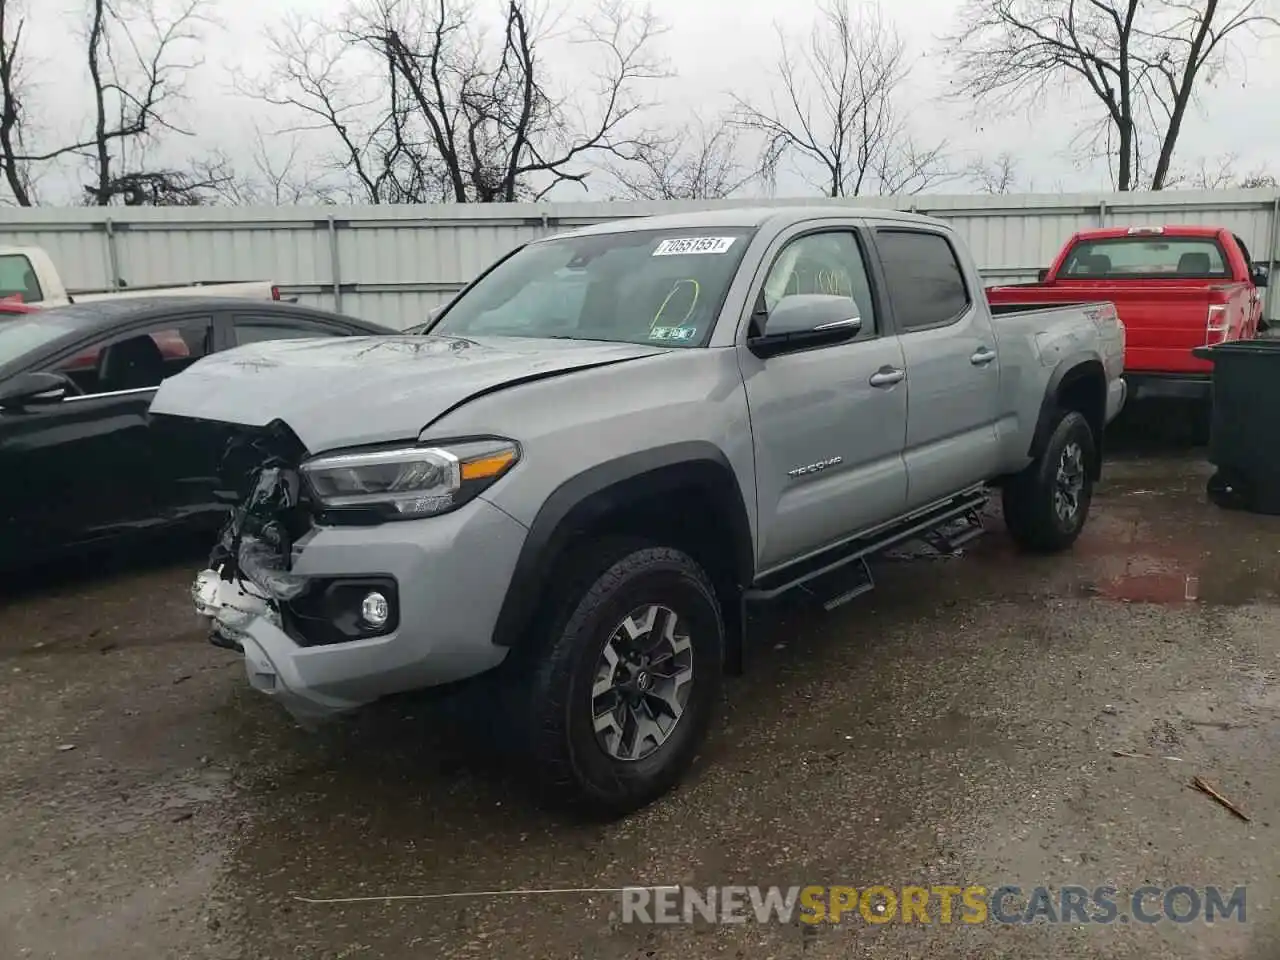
[2,435,1279,959]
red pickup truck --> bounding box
[987,225,1269,403]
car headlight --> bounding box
[300,438,520,520]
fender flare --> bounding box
[1028,352,1107,478]
[489,441,754,647]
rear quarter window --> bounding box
[233,318,343,346]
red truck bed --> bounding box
[987,225,1267,402]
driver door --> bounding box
[738,225,909,572]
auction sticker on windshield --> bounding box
[649,325,698,342]
[652,237,737,256]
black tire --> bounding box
[514,541,724,817]
[1002,410,1097,553]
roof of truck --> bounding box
[1069,225,1227,241]
[550,205,948,239]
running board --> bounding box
[744,487,989,602]
[813,557,875,611]
[926,506,987,555]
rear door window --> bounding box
[0,253,42,303]
[875,230,971,332]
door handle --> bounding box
[869,366,905,388]
[971,347,996,365]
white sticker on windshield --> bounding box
[652,236,737,257]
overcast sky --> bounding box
[15,0,1280,203]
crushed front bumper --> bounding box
[193,496,529,726]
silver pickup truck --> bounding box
[151,206,1126,815]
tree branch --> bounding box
[730,0,950,197]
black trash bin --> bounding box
[1193,338,1280,514]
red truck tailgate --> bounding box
[986,280,1251,375]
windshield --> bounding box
[429,227,756,346]
[1061,236,1230,279]
[0,316,83,366]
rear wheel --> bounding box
[512,542,724,817]
[1003,410,1096,553]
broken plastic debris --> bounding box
[213,461,309,602]
[238,529,309,601]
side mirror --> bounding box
[1036,268,1049,282]
[748,295,862,358]
[1252,265,1269,288]
[0,371,70,410]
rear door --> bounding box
[871,227,1003,509]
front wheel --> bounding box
[1002,410,1097,553]
[518,543,724,817]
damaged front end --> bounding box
[191,422,313,652]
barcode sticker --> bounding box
[652,236,737,256]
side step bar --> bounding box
[814,556,876,612]
[744,486,989,603]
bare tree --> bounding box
[729,0,949,197]
[0,0,33,204]
[946,0,1279,191]
[241,129,340,204]
[606,113,752,200]
[79,0,212,205]
[251,0,669,203]
[244,10,436,204]
[1167,151,1278,188]
[966,151,1020,194]
[207,128,341,205]
[1240,171,1279,188]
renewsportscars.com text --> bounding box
[620,884,1247,925]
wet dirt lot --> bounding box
[3,432,1280,959]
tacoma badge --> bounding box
[788,456,843,478]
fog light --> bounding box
[360,591,390,628]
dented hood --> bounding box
[149,334,668,452]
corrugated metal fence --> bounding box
[1,189,1277,329]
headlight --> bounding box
[300,438,519,520]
